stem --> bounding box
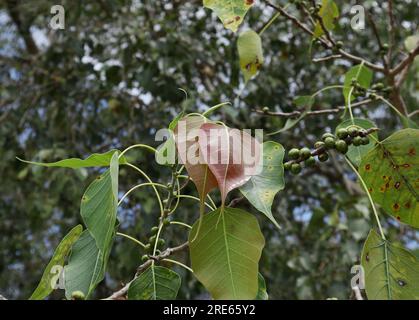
[118,182,167,206]
[202,102,231,117]
[345,158,386,240]
[124,163,164,216]
[162,258,194,273]
[259,12,281,35]
[170,221,192,229]
[119,144,157,159]
[116,232,146,248]
[376,95,407,120]
[311,85,346,98]
[176,195,216,211]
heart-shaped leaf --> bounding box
[128,266,181,300]
[203,0,255,33]
[80,152,119,254]
[343,64,373,106]
[189,207,265,299]
[198,123,261,205]
[64,230,107,299]
[29,225,83,300]
[359,129,419,228]
[238,29,263,82]
[240,141,284,229]
[174,115,218,202]
[361,229,419,300]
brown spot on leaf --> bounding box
[396,216,401,221]
[397,279,407,287]
[385,182,390,189]
[402,163,411,168]
[245,0,254,5]
[365,164,371,171]
[408,148,416,156]
[368,187,373,192]
[394,181,401,189]
[235,16,241,21]
[366,253,370,262]
[393,203,400,211]
[405,202,411,209]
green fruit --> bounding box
[141,255,149,262]
[288,148,300,160]
[151,226,159,233]
[284,161,293,171]
[361,136,370,145]
[347,126,359,137]
[305,156,316,167]
[163,218,170,226]
[314,141,325,149]
[290,163,302,175]
[322,133,335,141]
[300,147,311,160]
[382,43,389,50]
[262,107,270,113]
[324,137,335,149]
[318,153,329,162]
[144,244,151,251]
[353,136,363,146]
[336,128,349,139]
[335,140,348,154]
[157,239,165,247]
[335,41,343,49]
[372,83,384,90]
[71,291,86,300]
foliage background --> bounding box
[0,0,418,299]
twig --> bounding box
[254,99,372,118]
[104,242,189,300]
[312,54,342,63]
[390,44,419,76]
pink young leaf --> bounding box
[174,115,218,201]
[198,123,261,205]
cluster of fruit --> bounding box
[284,126,371,174]
[141,218,171,262]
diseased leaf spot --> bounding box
[392,203,400,211]
[368,187,373,192]
[396,216,401,221]
[397,279,407,287]
[404,202,411,209]
[408,148,416,156]
[402,163,411,168]
[365,164,371,171]
[394,182,401,189]
[235,16,241,21]
[365,252,370,262]
[245,0,254,5]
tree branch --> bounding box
[104,242,189,300]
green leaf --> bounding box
[240,141,284,229]
[189,207,265,299]
[80,152,119,253]
[361,229,419,300]
[313,0,339,38]
[203,0,255,33]
[29,225,83,300]
[17,149,126,169]
[64,230,106,299]
[336,118,378,166]
[267,96,314,135]
[237,29,263,82]
[128,266,181,300]
[343,64,373,105]
[404,34,419,52]
[359,129,419,228]
[255,273,269,300]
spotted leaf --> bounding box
[237,29,263,82]
[359,129,419,228]
[203,0,255,32]
[361,229,419,300]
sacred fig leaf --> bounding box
[240,141,284,229]
[17,149,127,168]
[198,123,261,205]
[313,0,339,38]
[174,115,218,202]
[189,207,265,299]
[64,230,106,299]
[359,129,419,228]
[203,0,255,33]
[361,229,419,300]
[29,225,83,300]
[128,266,181,300]
[237,29,263,82]
[336,118,378,166]
[343,64,373,105]
[255,273,269,300]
